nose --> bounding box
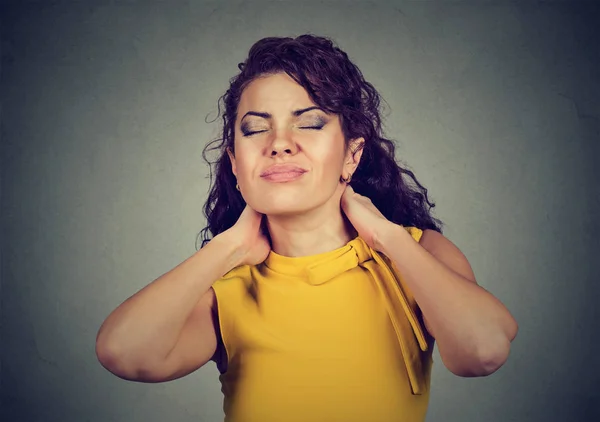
[270,146,293,156]
[269,128,298,156]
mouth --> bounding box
[260,163,308,183]
[261,171,306,183]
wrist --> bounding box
[374,222,405,254]
[211,232,246,269]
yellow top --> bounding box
[211,227,434,422]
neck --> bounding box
[265,206,357,258]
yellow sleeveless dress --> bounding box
[211,227,434,422]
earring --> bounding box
[340,173,352,183]
[236,182,240,191]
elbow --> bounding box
[96,336,167,382]
[474,316,518,375]
[508,317,519,342]
[95,337,126,376]
[474,341,510,376]
[96,336,138,380]
[445,337,512,377]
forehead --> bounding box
[238,73,314,111]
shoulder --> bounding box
[417,228,442,248]
[213,264,253,285]
[211,264,254,310]
[418,229,477,283]
[402,226,424,242]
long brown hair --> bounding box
[196,34,443,250]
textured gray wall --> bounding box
[1,1,598,421]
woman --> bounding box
[96,34,518,422]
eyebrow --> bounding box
[241,106,326,121]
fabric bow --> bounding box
[304,236,431,395]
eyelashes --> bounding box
[242,125,324,137]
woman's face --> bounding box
[228,72,363,216]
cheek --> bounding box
[312,142,345,176]
[232,147,258,177]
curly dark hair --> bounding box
[196,34,443,250]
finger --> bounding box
[340,184,351,198]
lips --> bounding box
[260,164,307,177]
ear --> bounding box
[226,146,238,177]
[344,137,365,174]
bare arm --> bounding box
[377,225,518,377]
[95,233,243,382]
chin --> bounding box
[246,194,315,216]
[251,202,311,217]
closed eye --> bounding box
[242,126,324,137]
[242,130,267,136]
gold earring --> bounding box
[340,173,352,183]
[236,182,240,191]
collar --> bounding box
[262,234,431,395]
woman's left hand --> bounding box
[340,184,394,251]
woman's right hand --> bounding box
[220,204,271,267]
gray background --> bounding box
[1,0,598,421]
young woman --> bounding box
[96,34,518,422]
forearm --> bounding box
[96,233,241,367]
[378,224,517,376]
